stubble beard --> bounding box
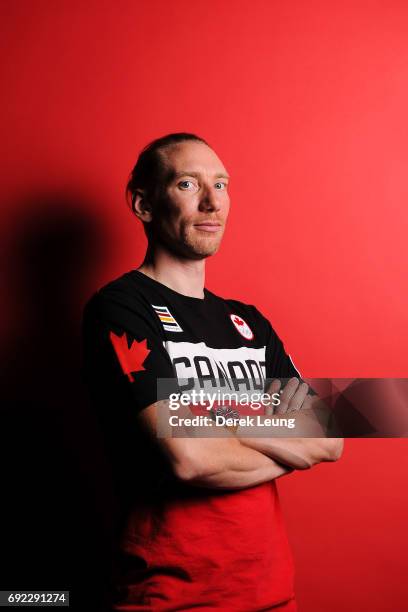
[152,221,224,260]
[180,224,224,258]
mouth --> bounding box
[193,222,222,233]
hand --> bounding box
[256,377,330,436]
[265,377,312,416]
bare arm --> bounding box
[136,400,294,490]
[238,435,344,470]
[135,378,343,489]
[239,378,344,469]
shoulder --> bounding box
[206,289,261,318]
[96,269,146,301]
[85,269,150,309]
[82,270,162,338]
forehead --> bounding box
[163,141,228,176]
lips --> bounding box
[194,221,222,233]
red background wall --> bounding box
[1,1,407,610]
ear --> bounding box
[132,189,153,223]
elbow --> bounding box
[172,457,200,482]
[172,453,224,486]
[325,438,344,462]
[302,438,344,468]
[172,453,210,483]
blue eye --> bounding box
[179,180,193,189]
[215,182,226,190]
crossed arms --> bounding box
[137,377,344,491]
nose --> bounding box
[198,185,222,212]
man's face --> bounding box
[149,141,230,259]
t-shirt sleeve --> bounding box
[81,291,177,413]
[251,306,301,379]
[266,322,301,379]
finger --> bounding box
[275,377,299,414]
[300,394,313,411]
[264,379,281,415]
[288,382,309,411]
[265,378,281,395]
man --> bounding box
[82,132,343,611]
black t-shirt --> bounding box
[82,269,300,413]
[81,270,301,609]
[82,269,301,503]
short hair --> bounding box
[126,132,209,212]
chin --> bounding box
[176,229,219,256]
[188,239,222,258]
[183,246,219,260]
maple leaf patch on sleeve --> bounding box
[109,330,150,382]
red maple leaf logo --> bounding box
[233,316,244,326]
[109,331,150,382]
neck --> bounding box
[138,244,206,299]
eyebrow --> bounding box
[173,170,230,180]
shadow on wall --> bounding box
[0,192,116,612]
